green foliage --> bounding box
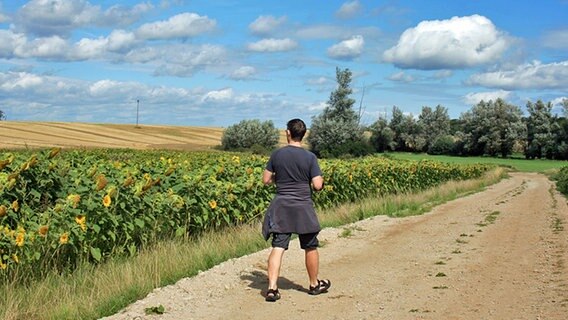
[221,119,279,151]
[459,98,524,158]
[555,166,568,195]
[428,135,455,155]
[417,105,450,152]
[369,118,396,153]
[0,148,490,282]
[525,100,556,159]
[308,67,369,158]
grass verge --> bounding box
[0,167,506,320]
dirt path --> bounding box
[102,172,568,320]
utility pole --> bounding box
[136,99,140,127]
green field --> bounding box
[387,152,568,173]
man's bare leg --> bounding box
[267,247,285,290]
[305,248,319,287]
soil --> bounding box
[102,172,568,320]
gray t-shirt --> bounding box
[262,145,322,239]
[266,145,322,199]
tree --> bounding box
[388,106,419,152]
[459,98,524,158]
[308,67,370,158]
[0,109,5,121]
[369,117,396,152]
[417,105,450,152]
[221,119,279,152]
[525,100,556,159]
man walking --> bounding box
[262,118,331,302]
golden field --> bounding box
[0,121,288,150]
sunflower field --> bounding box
[0,148,491,280]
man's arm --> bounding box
[263,169,274,185]
[311,175,324,191]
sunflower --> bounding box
[15,232,25,247]
[12,254,19,264]
[11,200,19,212]
[95,174,108,191]
[75,215,87,231]
[38,225,49,237]
[67,194,81,208]
[208,200,217,210]
[0,205,6,217]
[59,232,69,245]
[103,195,112,207]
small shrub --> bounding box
[556,166,568,195]
[221,119,279,151]
[428,135,455,155]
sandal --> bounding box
[308,279,331,295]
[265,288,281,302]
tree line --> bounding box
[198,67,568,161]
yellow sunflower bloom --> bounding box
[38,225,49,237]
[59,232,69,245]
[103,195,112,207]
[11,200,19,212]
[0,205,6,217]
[0,261,6,270]
[67,194,81,208]
[208,200,217,210]
[15,232,24,247]
[12,254,19,264]
[75,215,87,231]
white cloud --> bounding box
[388,71,414,82]
[0,30,27,58]
[327,35,364,60]
[15,0,153,36]
[552,96,568,106]
[202,88,234,102]
[336,1,362,19]
[383,15,510,70]
[247,38,298,52]
[467,60,568,90]
[136,12,216,40]
[0,72,44,91]
[14,36,69,59]
[307,101,327,111]
[16,0,99,36]
[463,90,512,105]
[230,66,256,80]
[100,3,154,26]
[249,15,287,36]
[542,29,568,49]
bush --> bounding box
[428,135,455,155]
[556,166,568,195]
[221,119,279,151]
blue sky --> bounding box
[0,0,566,127]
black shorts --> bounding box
[271,232,319,250]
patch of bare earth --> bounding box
[102,172,568,320]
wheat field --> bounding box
[0,121,289,150]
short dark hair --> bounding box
[287,118,306,142]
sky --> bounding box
[0,0,567,128]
